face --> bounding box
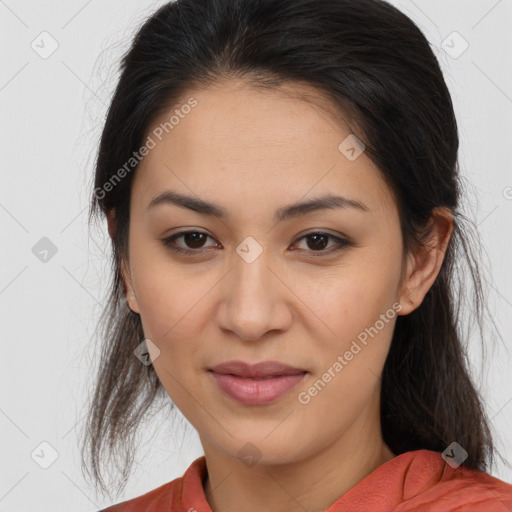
[120,79,411,466]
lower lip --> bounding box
[209,371,307,405]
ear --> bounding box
[397,207,454,316]
[107,209,140,314]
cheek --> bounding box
[137,270,210,343]
[128,228,213,339]
[131,256,209,411]
[289,253,402,386]
[295,256,400,339]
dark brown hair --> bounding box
[81,0,508,500]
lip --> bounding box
[209,360,307,378]
[208,360,308,405]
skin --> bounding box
[110,78,453,512]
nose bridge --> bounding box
[218,237,289,340]
[231,238,274,311]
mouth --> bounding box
[207,360,308,405]
[208,359,308,378]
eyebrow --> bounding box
[147,190,369,223]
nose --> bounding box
[216,246,293,342]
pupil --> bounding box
[308,234,327,250]
[185,232,206,248]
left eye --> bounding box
[161,230,351,256]
[293,232,349,253]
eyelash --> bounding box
[161,230,352,257]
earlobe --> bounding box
[126,290,140,314]
[108,210,140,314]
[124,282,140,314]
[397,208,454,316]
[397,251,419,316]
[120,259,140,314]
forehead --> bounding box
[132,79,396,220]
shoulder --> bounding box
[396,449,512,512]
[334,449,512,511]
[99,456,208,512]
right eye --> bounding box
[161,230,220,255]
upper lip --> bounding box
[209,360,307,378]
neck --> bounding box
[201,401,395,512]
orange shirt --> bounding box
[101,449,512,511]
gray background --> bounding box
[1,0,511,510]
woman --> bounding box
[82,0,512,510]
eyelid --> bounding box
[161,228,352,256]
